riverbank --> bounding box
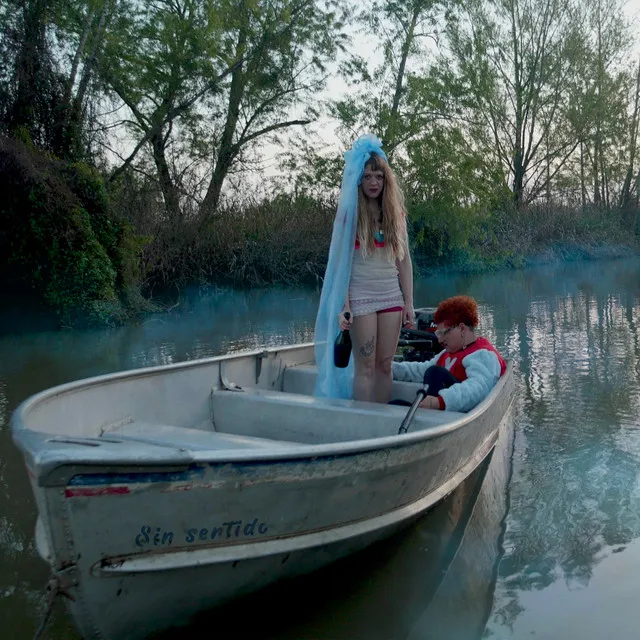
[2,133,638,328]
[114,178,640,291]
[422,242,639,276]
[2,244,638,336]
[132,196,640,290]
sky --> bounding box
[260,0,640,181]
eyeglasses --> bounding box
[434,326,458,340]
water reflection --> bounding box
[405,404,515,640]
[485,259,640,638]
[3,257,640,638]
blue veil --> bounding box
[313,134,388,398]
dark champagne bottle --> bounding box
[334,312,352,368]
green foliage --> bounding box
[331,0,452,152]
[2,0,640,322]
[40,202,117,310]
[98,0,349,217]
[63,161,115,247]
[278,133,344,200]
[556,0,634,207]
[0,136,145,326]
[401,124,509,265]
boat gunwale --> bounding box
[11,343,515,472]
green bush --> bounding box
[0,136,146,325]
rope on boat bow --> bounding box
[33,576,75,640]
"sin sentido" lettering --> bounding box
[135,518,269,547]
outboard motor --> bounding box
[397,307,440,362]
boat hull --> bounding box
[13,344,516,639]
[57,429,500,639]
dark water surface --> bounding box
[2,257,640,639]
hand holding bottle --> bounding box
[338,307,353,331]
[334,311,352,368]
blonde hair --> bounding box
[356,153,406,262]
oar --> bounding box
[397,368,431,435]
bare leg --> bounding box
[351,313,377,401]
[374,311,403,403]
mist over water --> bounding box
[2,257,640,639]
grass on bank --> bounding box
[123,191,640,299]
[412,201,640,275]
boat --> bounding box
[11,338,516,640]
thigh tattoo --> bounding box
[359,336,375,358]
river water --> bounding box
[2,256,640,639]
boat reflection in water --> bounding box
[154,404,515,640]
[406,402,515,640]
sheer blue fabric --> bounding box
[313,134,388,398]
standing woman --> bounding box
[314,134,415,401]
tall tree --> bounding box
[7,0,63,147]
[331,0,450,157]
[98,0,228,219]
[580,0,631,208]
[0,1,21,130]
[98,0,346,218]
[199,0,348,214]
[446,0,584,207]
[2,0,122,158]
[555,0,632,208]
[54,0,118,158]
[620,60,640,209]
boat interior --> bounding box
[21,345,472,452]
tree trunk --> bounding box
[580,141,586,208]
[545,130,551,202]
[592,149,600,205]
[58,0,115,158]
[620,61,640,208]
[62,3,97,114]
[383,2,420,155]
[513,151,524,207]
[151,130,181,220]
[510,0,524,208]
[73,0,114,116]
[200,22,248,215]
[593,8,604,207]
[10,0,49,140]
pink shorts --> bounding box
[377,306,403,314]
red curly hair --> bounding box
[433,295,479,328]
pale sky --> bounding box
[262,0,640,180]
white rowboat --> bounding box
[12,342,516,639]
